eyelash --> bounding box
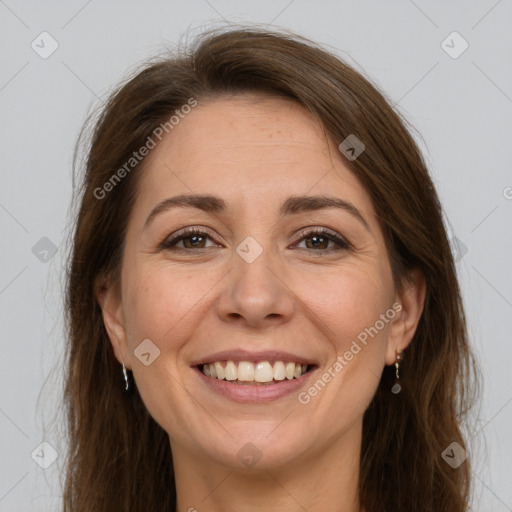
[159,227,351,253]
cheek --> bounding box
[120,263,206,433]
[298,262,392,351]
[122,261,215,345]
[297,265,392,405]
[290,266,394,442]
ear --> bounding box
[95,273,131,370]
[385,268,426,365]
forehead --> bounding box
[135,94,376,221]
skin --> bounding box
[98,94,425,512]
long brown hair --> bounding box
[63,26,479,511]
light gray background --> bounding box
[1,1,511,510]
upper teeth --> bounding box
[202,361,308,382]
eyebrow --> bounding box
[144,193,370,231]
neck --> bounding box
[172,421,362,512]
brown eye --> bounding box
[180,233,207,249]
[294,228,350,252]
[160,228,218,251]
[304,234,330,250]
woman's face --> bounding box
[101,94,422,470]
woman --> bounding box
[64,26,479,511]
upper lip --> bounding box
[190,349,318,366]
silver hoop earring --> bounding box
[121,362,129,391]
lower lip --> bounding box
[194,366,317,403]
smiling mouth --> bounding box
[198,360,313,385]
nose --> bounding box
[215,246,295,329]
